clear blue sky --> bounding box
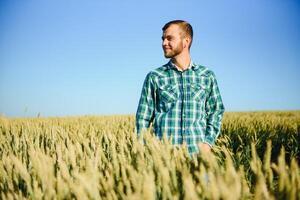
[1,0,300,117]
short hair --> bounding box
[162,20,193,49]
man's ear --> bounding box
[184,37,190,49]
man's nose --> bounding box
[162,39,168,46]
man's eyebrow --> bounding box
[161,35,173,40]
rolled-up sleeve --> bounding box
[204,72,225,146]
[135,72,155,136]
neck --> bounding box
[171,53,191,71]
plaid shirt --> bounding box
[135,60,225,154]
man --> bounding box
[135,20,225,155]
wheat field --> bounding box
[0,111,299,199]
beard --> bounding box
[163,42,184,58]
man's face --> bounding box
[162,24,185,58]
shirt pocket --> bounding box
[190,83,207,101]
[158,84,178,103]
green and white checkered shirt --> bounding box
[135,60,225,154]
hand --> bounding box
[199,143,211,153]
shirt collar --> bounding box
[168,59,199,71]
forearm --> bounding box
[205,108,225,145]
[135,72,155,136]
[135,114,153,135]
[204,72,225,146]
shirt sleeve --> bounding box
[135,72,155,136]
[204,71,225,146]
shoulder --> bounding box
[194,63,217,79]
[145,63,169,80]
